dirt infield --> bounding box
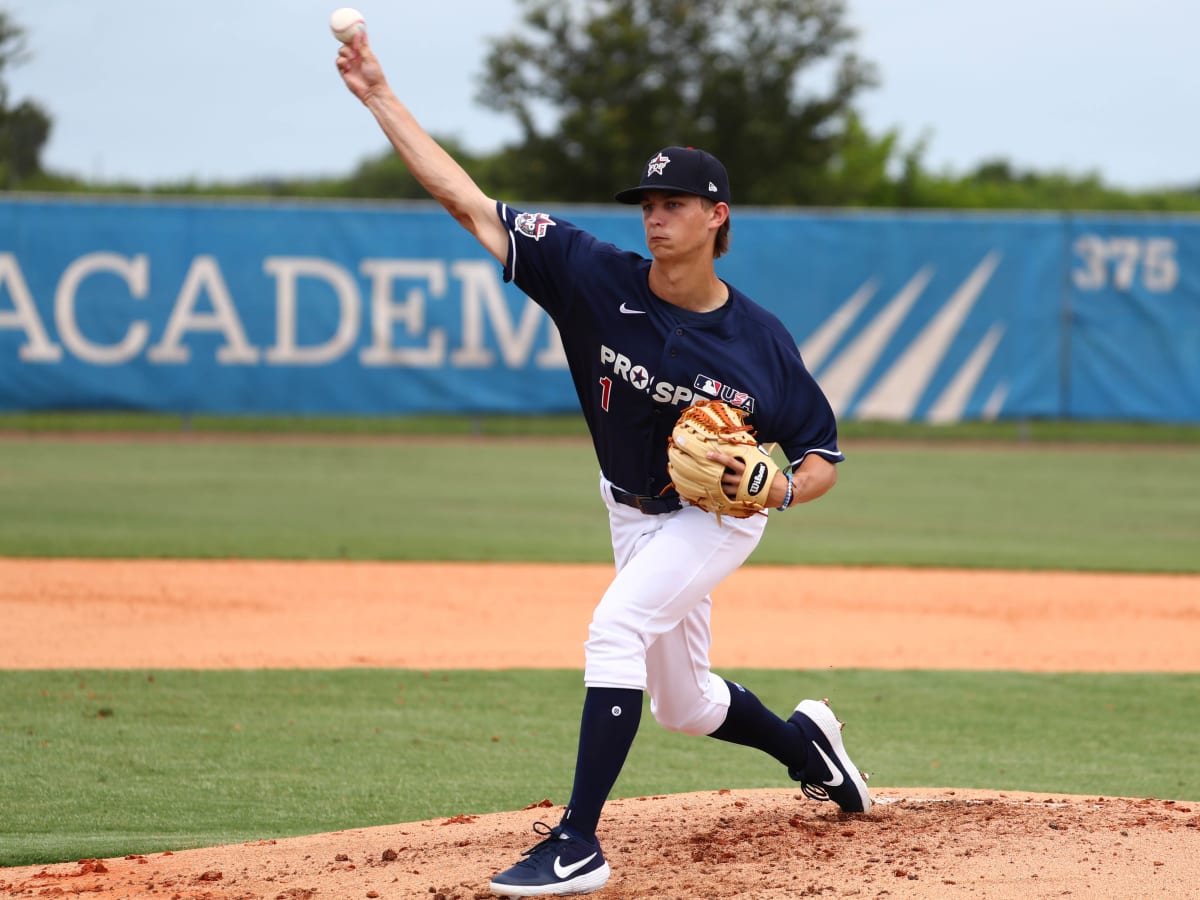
[2,559,1199,898]
[4,559,1199,671]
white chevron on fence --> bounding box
[811,266,935,416]
[855,252,1002,421]
[982,381,1010,420]
[798,277,877,371]
[927,323,1006,423]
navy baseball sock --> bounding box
[707,679,805,771]
[560,686,643,842]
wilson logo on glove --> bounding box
[748,461,770,496]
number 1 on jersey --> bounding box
[599,376,613,412]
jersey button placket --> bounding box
[670,327,683,358]
[662,327,686,396]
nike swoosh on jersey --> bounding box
[812,742,845,787]
[619,303,647,315]
[553,852,598,879]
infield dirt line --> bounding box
[2,558,1197,671]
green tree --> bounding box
[0,11,50,188]
[892,155,1200,213]
[477,0,877,204]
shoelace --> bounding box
[513,821,562,868]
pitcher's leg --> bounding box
[561,686,643,840]
[584,505,765,690]
[559,503,762,854]
[644,595,732,736]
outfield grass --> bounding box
[3,411,1200,444]
[0,438,1196,570]
[2,668,1197,866]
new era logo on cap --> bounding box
[615,146,731,205]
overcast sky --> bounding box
[5,0,1197,190]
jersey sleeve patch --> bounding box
[513,212,557,241]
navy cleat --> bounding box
[489,821,611,897]
[787,698,873,813]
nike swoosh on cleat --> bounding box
[619,303,647,315]
[812,742,845,787]
[553,852,598,879]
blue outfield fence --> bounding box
[1,195,1197,422]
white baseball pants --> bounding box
[585,475,769,736]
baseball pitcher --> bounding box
[336,26,871,899]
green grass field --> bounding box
[0,436,1197,570]
[3,668,1198,866]
[4,411,1200,445]
[1,421,1198,867]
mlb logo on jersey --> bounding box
[694,374,755,413]
[514,212,557,241]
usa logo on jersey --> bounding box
[514,212,556,241]
[694,374,756,413]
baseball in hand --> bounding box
[330,7,365,42]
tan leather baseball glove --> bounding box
[666,399,780,523]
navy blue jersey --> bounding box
[499,203,843,498]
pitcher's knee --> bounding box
[584,626,649,689]
[651,698,725,736]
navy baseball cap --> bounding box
[615,146,731,205]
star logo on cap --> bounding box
[646,152,671,176]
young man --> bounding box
[336,29,871,898]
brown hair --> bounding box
[702,199,731,259]
[714,218,731,259]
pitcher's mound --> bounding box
[4,787,1197,899]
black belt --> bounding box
[610,486,682,515]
